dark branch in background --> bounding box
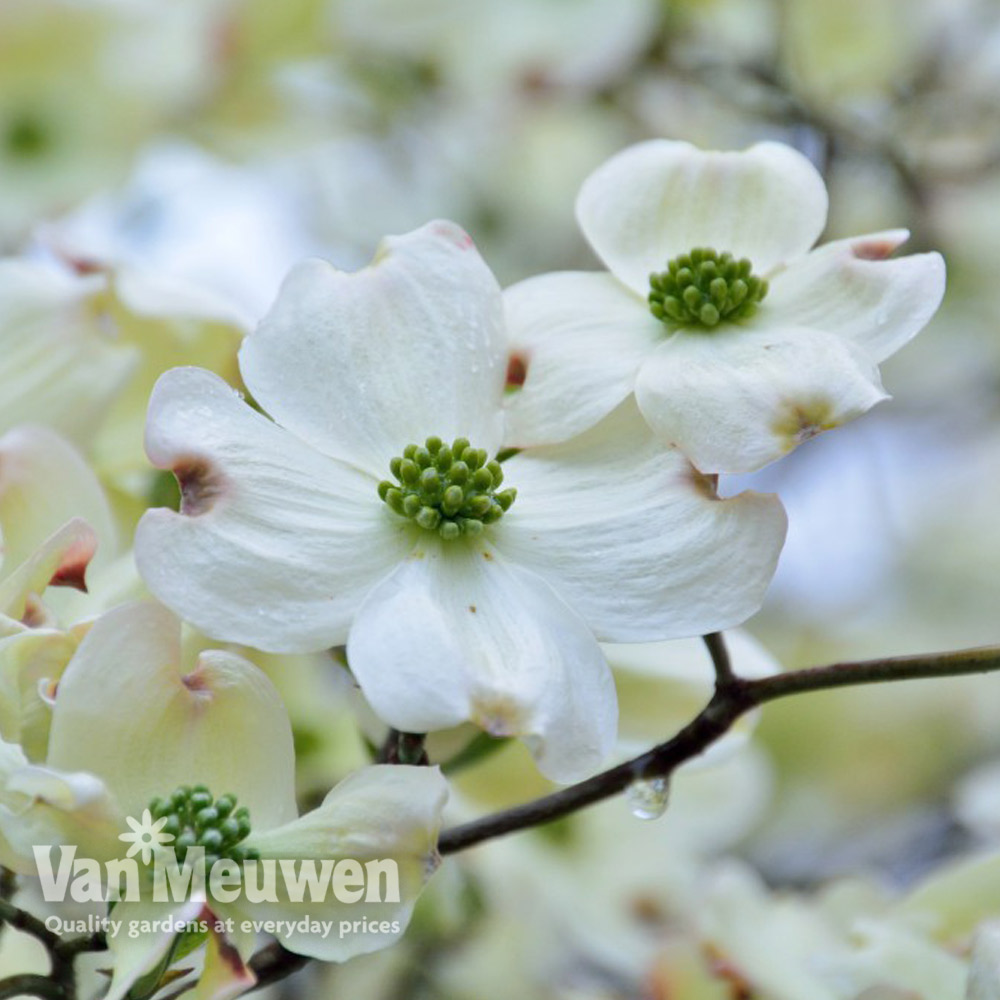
[0,974,67,1000]
[679,58,936,236]
[377,729,429,766]
[228,644,1000,992]
[5,646,999,998]
[247,942,310,993]
[437,644,1000,854]
[0,897,62,952]
[0,889,107,1000]
[703,632,734,687]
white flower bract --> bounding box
[134,220,787,783]
[503,139,947,474]
[0,601,448,1000]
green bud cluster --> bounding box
[148,785,259,868]
[648,248,768,329]
[378,436,517,540]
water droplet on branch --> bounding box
[626,776,670,820]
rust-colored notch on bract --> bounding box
[685,464,720,500]
[173,456,229,516]
[181,669,210,693]
[851,235,902,261]
[772,397,837,450]
[506,352,528,388]
[49,529,97,592]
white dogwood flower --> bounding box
[0,602,448,1000]
[503,139,946,473]
[134,221,786,783]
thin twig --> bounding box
[0,899,62,951]
[437,644,1000,854]
[0,869,16,902]
[0,975,66,1000]
[376,728,401,763]
[51,932,107,1000]
[749,645,1000,702]
[377,730,428,766]
[169,643,1000,992]
[703,632,735,688]
[437,690,744,854]
[0,897,106,1000]
[53,934,107,962]
[247,941,310,992]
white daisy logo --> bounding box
[118,808,175,865]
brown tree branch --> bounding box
[0,898,62,952]
[0,975,66,1000]
[437,644,1000,854]
[703,632,734,687]
[247,941,310,992]
[0,894,107,1000]
[377,729,429,766]
[13,644,993,998]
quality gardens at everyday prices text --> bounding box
[42,913,401,942]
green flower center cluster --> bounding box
[148,785,259,868]
[379,436,516,540]
[648,247,768,329]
